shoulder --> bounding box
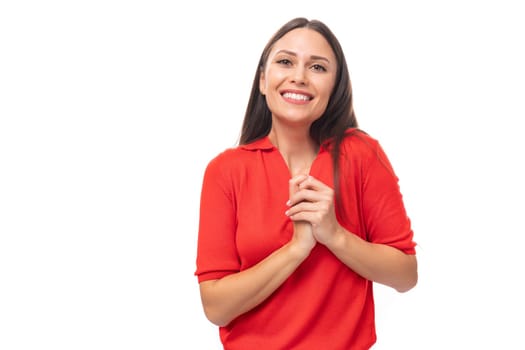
[340,129,397,176]
[200,147,246,195]
[340,128,382,158]
[208,136,273,165]
[205,146,244,175]
[204,137,271,174]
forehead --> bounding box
[269,28,336,61]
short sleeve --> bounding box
[361,141,416,254]
[194,154,241,282]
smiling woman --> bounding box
[194,17,417,350]
[259,29,337,135]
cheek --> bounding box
[314,81,336,111]
[266,68,288,86]
[318,81,336,100]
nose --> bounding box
[290,66,307,85]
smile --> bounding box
[282,92,313,101]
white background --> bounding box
[1,0,524,349]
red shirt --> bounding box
[195,129,416,350]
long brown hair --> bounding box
[239,17,360,212]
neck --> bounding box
[268,125,318,176]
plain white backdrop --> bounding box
[1,0,524,349]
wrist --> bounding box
[323,225,347,251]
[286,237,315,261]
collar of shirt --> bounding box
[238,135,334,153]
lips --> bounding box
[281,92,313,101]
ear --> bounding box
[259,71,266,96]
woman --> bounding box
[195,17,417,349]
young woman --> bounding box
[195,17,417,349]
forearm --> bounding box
[199,241,309,327]
[326,227,418,292]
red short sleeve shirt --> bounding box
[195,130,416,350]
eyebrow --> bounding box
[275,49,331,64]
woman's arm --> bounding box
[199,178,316,327]
[199,231,311,327]
[323,227,417,292]
[286,175,418,292]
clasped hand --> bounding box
[286,174,341,250]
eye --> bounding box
[276,58,292,66]
[311,64,327,72]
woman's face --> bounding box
[260,28,337,128]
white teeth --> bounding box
[283,92,311,101]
